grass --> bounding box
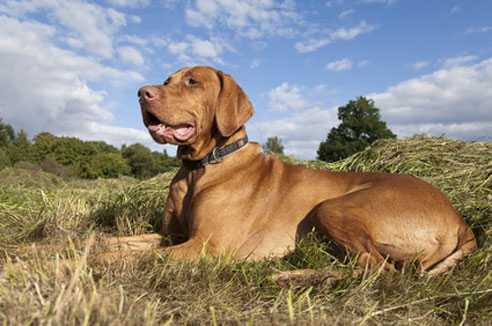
[0,135,491,325]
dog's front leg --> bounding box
[102,234,164,251]
[90,237,206,265]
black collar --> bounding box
[182,135,249,170]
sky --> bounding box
[0,0,491,159]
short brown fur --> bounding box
[94,66,477,275]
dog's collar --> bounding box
[182,135,249,170]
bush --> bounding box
[90,152,131,178]
[14,161,41,171]
[122,143,156,179]
[41,157,68,178]
[0,147,10,170]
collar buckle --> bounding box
[211,147,223,164]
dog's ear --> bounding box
[215,71,254,137]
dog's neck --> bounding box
[178,127,248,169]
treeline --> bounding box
[0,118,180,179]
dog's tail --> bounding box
[427,224,477,276]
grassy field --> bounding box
[1,136,491,325]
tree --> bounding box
[31,132,58,164]
[317,96,396,162]
[262,136,285,155]
[8,129,33,164]
[153,149,181,173]
[91,141,120,154]
[0,148,10,170]
[122,143,156,179]
[0,118,15,147]
[89,152,131,178]
[1,119,179,179]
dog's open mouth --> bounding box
[146,112,195,142]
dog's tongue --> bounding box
[173,124,193,139]
[148,123,195,141]
[148,123,162,132]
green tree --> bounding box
[122,143,156,179]
[31,132,57,163]
[262,136,285,155]
[91,141,120,154]
[32,134,131,178]
[0,118,15,147]
[1,119,177,179]
[8,129,33,164]
[0,148,10,170]
[317,96,396,162]
[153,149,181,173]
[89,152,131,178]
[33,132,57,144]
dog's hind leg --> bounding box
[308,196,397,273]
[425,226,477,275]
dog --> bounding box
[89,65,477,278]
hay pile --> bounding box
[1,136,491,325]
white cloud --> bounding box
[250,106,338,159]
[361,0,397,4]
[339,9,354,19]
[105,0,151,8]
[185,0,300,39]
[295,38,331,53]
[71,122,155,150]
[190,36,222,58]
[163,0,181,9]
[129,15,141,23]
[168,41,189,56]
[390,122,492,142]
[250,59,261,69]
[369,57,492,141]
[0,14,144,147]
[0,0,128,59]
[329,20,377,40]
[410,61,430,70]
[465,26,492,34]
[295,21,377,53]
[326,0,344,7]
[252,56,492,159]
[442,55,478,68]
[248,82,341,159]
[167,35,226,64]
[267,83,310,112]
[119,34,149,47]
[325,58,353,71]
[450,5,460,14]
[118,46,144,65]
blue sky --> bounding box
[1,0,491,159]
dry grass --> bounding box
[1,136,491,325]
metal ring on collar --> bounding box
[211,147,223,163]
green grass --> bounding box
[1,136,491,325]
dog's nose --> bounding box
[138,86,157,102]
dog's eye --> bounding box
[188,78,198,85]
[163,79,170,86]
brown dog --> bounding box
[95,66,475,276]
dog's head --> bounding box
[138,66,254,160]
